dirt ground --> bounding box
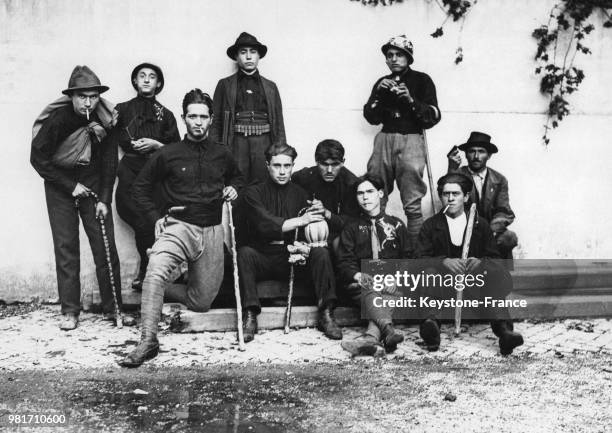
[1,303,611,432]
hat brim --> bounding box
[62,85,109,96]
[381,43,414,65]
[226,43,268,60]
[131,63,165,95]
[458,142,498,154]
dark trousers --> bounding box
[115,156,155,276]
[237,246,337,313]
[231,133,271,184]
[44,181,121,315]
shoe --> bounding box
[492,321,524,355]
[118,336,159,368]
[419,317,441,351]
[381,324,404,353]
[59,314,79,331]
[341,334,384,357]
[103,312,137,327]
[243,309,258,343]
[317,307,342,340]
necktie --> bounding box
[370,219,381,260]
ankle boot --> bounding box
[419,317,441,351]
[380,323,404,353]
[243,309,258,343]
[119,333,159,368]
[491,320,524,355]
[317,307,342,340]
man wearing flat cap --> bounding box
[210,32,286,184]
[109,63,180,290]
[447,131,517,260]
[364,35,441,253]
[31,65,132,330]
[415,173,524,355]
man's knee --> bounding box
[238,246,260,268]
[145,253,176,282]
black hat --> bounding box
[62,65,109,95]
[437,172,474,194]
[131,62,165,94]
[226,32,268,59]
[458,131,498,154]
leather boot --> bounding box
[419,317,441,351]
[491,320,524,355]
[119,334,159,368]
[380,323,404,353]
[317,307,342,340]
[243,309,258,343]
[59,313,79,331]
[341,334,384,357]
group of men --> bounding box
[30,32,523,367]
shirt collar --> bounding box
[183,135,209,150]
[468,167,487,180]
[238,69,260,79]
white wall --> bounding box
[1,0,611,301]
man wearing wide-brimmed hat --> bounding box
[31,65,133,330]
[210,32,286,185]
[364,35,441,254]
[447,131,517,260]
[108,62,180,290]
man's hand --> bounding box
[307,199,331,219]
[376,78,396,92]
[154,217,166,239]
[465,257,482,273]
[300,210,325,226]
[222,186,238,201]
[95,202,109,219]
[392,83,413,102]
[447,147,462,169]
[71,183,91,198]
[355,272,375,291]
[131,138,163,153]
[443,258,466,275]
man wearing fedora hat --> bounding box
[364,35,441,254]
[109,63,180,290]
[210,32,286,184]
[31,65,129,330]
[447,131,517,260]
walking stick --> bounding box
[455,203,477,335]
[422,129,437,215]
[226,201,245,350]
[75,192,122,328]
[284,227,300,334]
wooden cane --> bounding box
[455,203,477,335]
[284,227,300,334]
[76,192,123,328]
[226,201,245,350]
[423,129,437,215]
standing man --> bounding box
[237,143,341,343]
[364,35,441,251]
[30,65,129,330]
[292,139,360,250]
[337,175,411,356]
[447,131,517,259]
[111,63,180,290]
[416,173,524,355]
[210,32,286,184]
[120,90,244,367]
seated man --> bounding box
[292,139,360,252]
[337,174,410,355]
[447,131,517,259]
[238,143,341,342]
[416,173,524,355]
[119,89,243,367]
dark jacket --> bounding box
[291,166,360,239]
[132,137,244,227]
[337,212,411,284]
[30,105,117,203]
[450,166,515,234]
[210,72,286,146]
[416,212,500,259]
[363,67,440,133]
